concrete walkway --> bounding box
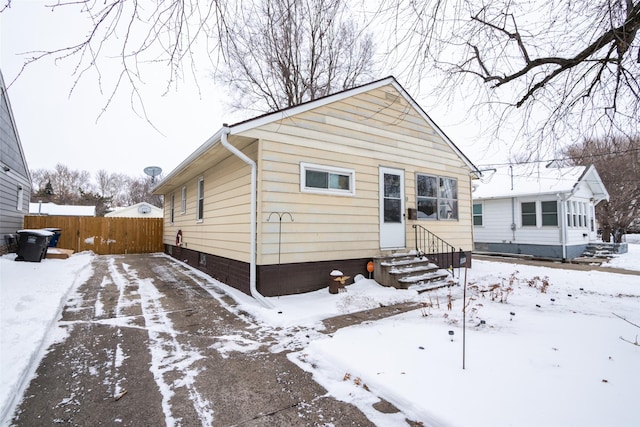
[473,254,640,276]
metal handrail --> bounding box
[412,224,460,269]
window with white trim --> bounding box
[300,162,355,195]
[521,202,536,226]
[541,201,558,226]
[197,177,204,221]
[181,186,187,213]
[473,203,483,226]
[170,193,175,223]
[416,174,458,220]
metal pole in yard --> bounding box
[461,251,468,370]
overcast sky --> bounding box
[1,1,503,181]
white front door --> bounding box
[379,167,405,249]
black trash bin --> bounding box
[15,229,54,262]
[43,228,62,247]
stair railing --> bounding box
[412,224,459,269]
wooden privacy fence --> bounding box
[23,216,164,255]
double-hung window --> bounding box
[521,202,536,226]
[197,177,204,222]
[416,174,458,220]
[541,201,558,226]
[300,162,355,196]
[473,203,483,226]
[170,193,175,223]
[181,186,187,214]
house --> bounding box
[105,202,163,218]
[0,70,32,253]
[153,76,480,302]
[29,202,96,216]
[472,164,609,260]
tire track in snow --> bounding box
[108,258,214,426]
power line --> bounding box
[477,147,640,168]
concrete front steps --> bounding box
[373,252,456,293]
[572,241,628,265]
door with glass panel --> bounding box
[379,167,405,249]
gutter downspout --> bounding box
[221,125,273,308]
[510,166,516,242]
[558,193,568,261]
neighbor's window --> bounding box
[572,201,578,227]
[582,202,589,228]
[300,162,355,195]
[170,193,175,223]
[197,177,204,221]
[181,186,187,213]
[473,203,483,226]
[541,201,558,226]
[416,174,458,220]
[521,202,537,226]
[567,201,573,227]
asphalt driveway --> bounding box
[8,254,386,426]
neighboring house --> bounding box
[472,164,609,260]
[105,202,163,218]
[153,76,479,301]
[0,70,32,253]
[29,202,96,216]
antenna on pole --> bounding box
[144,166,163,184]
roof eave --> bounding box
[153,129,224,194]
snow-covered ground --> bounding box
[1,237,639,426]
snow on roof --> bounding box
[29,202,96,216]
[104,202,163,218]
[472,164,586,199]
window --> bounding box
[473,203,483,226]
[170,193,175,223]
[197,177,204,221]
[541,201,558,226]
[16,185,24,211]
[416,174,458,220]
[181,186,187,213]
[521,202,536,226]
[300,162,355,195]
[572,201,578,227]
[566,201,573,227]
[581,203,587,228]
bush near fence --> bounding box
[23,216,164,255]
